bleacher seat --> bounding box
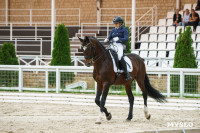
[196,26,200,33]
[176,34,179,41]
[162,61,169,67]
[158,27,167,34]
[132,51,139,55]
[149,43,157,49]
[158,43,166,50]
[169,51,175,58]
[140,34,149,42]
[140,51,148,58]
[167,43,176,50]
[193,3,197,9]
[192,43,196,49]
[176,26,184,33]
[179,11,184,17]
[149,34,157,42]
[167,26,175,33]
[184,4,192,11]
[167,12,174,19]
[148,51,157,67]
[192,34,196,42]
[158,51,166,58]
[140,43,148,49]
[169,61,174,67]
[149,26,158,34]
[158,34,166,42]
[167,19,173,26]
[158,19,166,26]
[167,34,175,42]
[196,52,200,59]
[196,34,200,42]
[197,43,200,50]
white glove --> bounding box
[104,38,109,43]
[113,37,119,42]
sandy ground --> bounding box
[0,102,200,133]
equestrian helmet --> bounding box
[113,16,123,24]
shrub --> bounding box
[123,23,131,53]
[170,27,198,93]
[49,24,75,88]
[0,42,19,87]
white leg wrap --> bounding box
[144,105,150,119]
[96,112,103,123]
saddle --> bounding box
[108,49,133,73]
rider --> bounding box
[104,16,132,81]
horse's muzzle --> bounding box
[85,59,92,67]
[87,62,91,67]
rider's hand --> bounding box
[113,37,119,42]
[104,38,109,43]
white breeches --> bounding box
[110,43,124,60]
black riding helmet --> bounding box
[113,16,123,24]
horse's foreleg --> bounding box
[125,84,134,121]
[95,86,110,116]
[95,83,111,124]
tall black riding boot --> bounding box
[120,57,132,81]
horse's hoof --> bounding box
[146,114,151,120]
[95,121,101,124]
[126,118,131,122]
[106,113,112,120]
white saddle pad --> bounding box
[109,51,133,73]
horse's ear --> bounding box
[78,37,83,42]
[85,36,89,41]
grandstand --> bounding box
[0,0,199,67]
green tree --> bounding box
[123,23,131,53]
[0,42,18,65]
[170,27,198,93]
[0,42,19,87]
[49,24,75,89]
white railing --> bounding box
[16,55,85,66]
[80,23,113,38]
[100,7,157,26]
[0,38,43,55]
[0,8,81,26]
[130,5,158,42]
[0,65,200,97]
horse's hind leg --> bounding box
[136,76,151,120]
[125,83,134,121]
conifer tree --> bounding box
[171,27,198,93]
[49,24,74,89]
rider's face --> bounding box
[114,23,120,28]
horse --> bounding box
[78,36,166,124]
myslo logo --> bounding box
[167,122,194,128]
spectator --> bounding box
[195,0,200,10]
[173,9,182,26]
[179,9,190,26]
[188,9,199,31]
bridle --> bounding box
[82,41,108,63]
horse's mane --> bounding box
[88,36,106,50]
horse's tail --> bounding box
[144,73,166,103]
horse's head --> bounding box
[78,36,95,67]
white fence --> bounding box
[17,55,85,66]
[0,65,200,98]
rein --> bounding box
[83,41,109,63]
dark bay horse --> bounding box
[78,36,166,124]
